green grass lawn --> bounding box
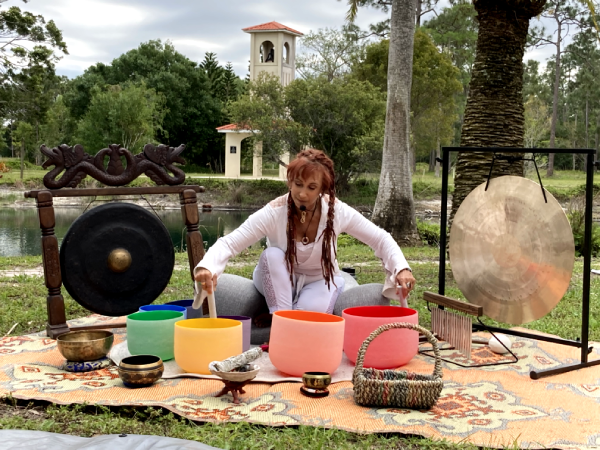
[0,169,48,186]
[1,241,599,448]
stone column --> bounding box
[253,141,263,178]
[279,152,290,180]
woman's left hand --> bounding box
[395,268,416,300]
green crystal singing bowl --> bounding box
[126,310,183,361]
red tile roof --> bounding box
[216,123,252,132]
[242,21,303,36]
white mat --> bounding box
[109,341,356,383]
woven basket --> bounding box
[353,322,443,410]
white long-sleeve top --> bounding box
[195,193,411,299]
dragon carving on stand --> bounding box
[40,143,187,189]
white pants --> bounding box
[252,247,345,314]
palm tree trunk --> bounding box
[547,18,562,177]
[450,0,546,229]
[372,0,419,246]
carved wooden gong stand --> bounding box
[24,143,206,338]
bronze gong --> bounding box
[449,176,574,324]
[60,202,175,316]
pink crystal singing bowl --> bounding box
[268,310,345,377]
[342,306,418,369]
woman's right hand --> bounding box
[194,268,218,294]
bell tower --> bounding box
[218,22,303,180]
[243,21,303,87]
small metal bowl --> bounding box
[302,371,332,390]
[118,355,164,388]
[56,330,114,362]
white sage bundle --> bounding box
[210,347,263,373]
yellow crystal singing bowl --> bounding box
[174,318,242,375]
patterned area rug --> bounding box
[1,315,600,449]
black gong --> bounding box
[60,203,175,316]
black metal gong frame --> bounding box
[436,147,600,379]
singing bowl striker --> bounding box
[56,330,114,362]
[302,372,332,390]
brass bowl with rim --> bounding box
[118,355,164,388]
[56,330,114,362]
[302,371,332,390]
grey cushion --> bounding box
[214,274,268,318]
[333,283,390,316]
[214,271,387,345]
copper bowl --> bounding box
[302,371,332,390]
[56,330,114,362]
[118,355,163,388]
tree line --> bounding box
[2,0,598,243]
[0,2,244,172]
[0,3,463,191]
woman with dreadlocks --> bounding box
[194,149,415,326]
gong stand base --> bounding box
[69,323,127,332]
[530,358,600,379]
[438,147,598,380]
[27,186,206,338]
[471,321,595,380]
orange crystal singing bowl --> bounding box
[174,318,242,375]
[268,310,345,377]
[342,306,418,369]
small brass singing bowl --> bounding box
[56,330,114,362]
[302,372,332,390]
[118,355,164,388]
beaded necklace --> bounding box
[298,202,319,245]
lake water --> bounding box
[0,207,253,257]
[0,204,441,257]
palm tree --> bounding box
[450,0,546,226]
[347,0,420,245]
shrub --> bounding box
[4,159,37,170]
[181,164,213,174]
[417,219,442,247]
[337,233,364,247]
[567,197,600,257]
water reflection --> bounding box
[0,207,252,257]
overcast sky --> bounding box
[20,0,560,80]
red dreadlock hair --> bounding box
[285,149,337,288]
